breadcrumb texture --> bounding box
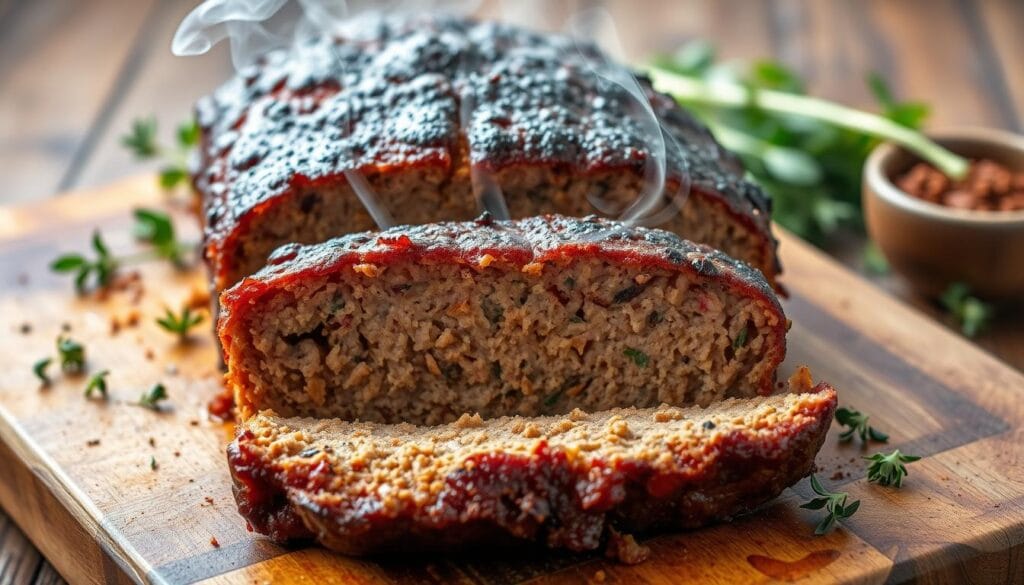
[219,215,786,423]
[228,381,837,556]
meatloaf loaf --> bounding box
[219,215,787,424]
[229,377,836,557]
[194,15,780,294]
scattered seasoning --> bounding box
[33,357,53,386]
[57,336,86,374]
[647,311,663,326]
[835,407,889,444]
[156,306,203,341]
[150,456,158,471]
[209,536,220,548]
[624,347,649,368]
[865,449,921,488]
[800,475,860,535]
[137,383,169,411]
[19,323,31,335]
[86,439,101,447]
[896,159,1024,212]
[564,277,576,289]
[83,370,110,399]
[148,437,156,447]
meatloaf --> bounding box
[229,377,836,557]
[219,215,787,424]
[194,15,780,295]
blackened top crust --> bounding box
[219,214,781,333]
[196,15,772,252]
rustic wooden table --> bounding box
[0,0,1020,582]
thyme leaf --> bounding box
[800,474,861,535]
[84,369,110,399]
[865,449,921,488]
[835,407,889,444]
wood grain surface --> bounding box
[1,1,1023,583]
[1,176,1024,584]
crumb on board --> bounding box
[86,439,101,447]
[149,437,156,447]
[19,322,31,334]
[210,536,220,548]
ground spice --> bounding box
[896,159,1024,211]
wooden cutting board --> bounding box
[2,176,1024,585]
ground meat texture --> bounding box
[228,382,836,557]
[194,15,780,295]
[219,215,786,424]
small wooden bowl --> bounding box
[863,127,1024,299]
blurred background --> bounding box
[0,1,1020,582]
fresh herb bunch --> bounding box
[156,306,204,341]
[649,43,947,245]
[122,117,199,189]
[51,231,118,293]
[800,474,861,535]
[865,449,921,488]
[940,282,993,337]
[137,383,169,411]
[84,370,110,399]
[836,407,889,444]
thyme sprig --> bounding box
[49,209,193,293]
[57,336,86,374]
[865,449,921,488]
[836,407,889,444]
[800,474,861,535]
[156,306,204,341]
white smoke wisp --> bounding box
[566,8,690,229]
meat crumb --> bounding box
[149,437,156,447]
[205,496,215,505]
[210,536,220,548]
[605,529,650,565]
[593,570,607,582]
[86,439,101,447]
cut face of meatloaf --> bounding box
[219,215,786,424]
[194,15,779,294]
[229,380,837,556]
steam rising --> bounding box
[174,1,688,231]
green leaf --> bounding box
[799,497,828,510]
[940,282,993,338]
[156,306,203,340]
[867,72,895,108]
[751,60,804,93]
[865,449,921,488]
[732,327,749,349]
[671,41,715,76]
[50,254,87,272]
[33,357,52,385]
[835,407,889,444]
[861,241,890,276]
[762,147,823,186]
[57,336,85,374]
[91,230,110,257]
[137,383,169,411]
[159,167,187,189]
[802,475,860,535]
[84,369,110,399]
[122,117,159,158]
[177,119,200,147]
[623,347,649,367]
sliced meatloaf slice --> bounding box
[195,15,779,294]
[219,215,786,424]
[229,378,836,557]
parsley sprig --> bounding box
[800,474,861,535]
[136,383,169,411]
[865,449,921,488]
[836,407,889,444]
[84,370,110,399]
[156,306,204,341]
[122,117,199,189]
[649,44,965,245]
[50,209,193,293]
[940,282,993,338]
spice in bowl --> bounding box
[896,159,1024,212]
